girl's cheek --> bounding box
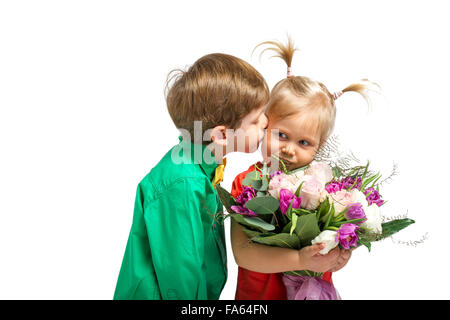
[270,133,281,155]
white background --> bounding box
[1,0,449,299]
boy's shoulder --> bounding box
[138,144,208,199]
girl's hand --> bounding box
[328,248,354,272]
[298,243,341,273]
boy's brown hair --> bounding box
[165,53,269,144]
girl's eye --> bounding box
[299,140,309,146]
[278,132,288,139]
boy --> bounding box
[113,53,269,299]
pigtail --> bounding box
[253,36,298,77]
[334,79,381,108]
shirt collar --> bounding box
[177,135,219,180]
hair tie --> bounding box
[287,67,293,78]
[332,91,343,100]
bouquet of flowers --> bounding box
[216,158,414,300]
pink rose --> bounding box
[268,173,298,199]
[299,175,327,211]
[305,161,333,185]
[329,189,353,214]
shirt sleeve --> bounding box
[114,182,157,300]
[144,177,210,299]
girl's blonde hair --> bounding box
[255,37,379,148]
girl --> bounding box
[231,38,378,300]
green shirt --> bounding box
[113,136,227,300]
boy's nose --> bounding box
[261,114,268,130]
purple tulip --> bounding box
[236,186,256,205]
[279,189,302,215]
[231,205,257,217]
[341,177,362,190]
[344,203,367,223]
[364,187,384,207]
[325,181,342,194]
[270,170,283,179]
[232,186,257,216]
[336,223,359,249]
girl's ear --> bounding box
[210,125,229,146]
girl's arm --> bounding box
[230,219,341,273]
[229,164,347,274]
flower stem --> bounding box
[323,204,335,230]
[333,218,366,226]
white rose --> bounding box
[361,204,383,234]
[305,161,334,185]
[311,230,339,255]
[350,189,369,207]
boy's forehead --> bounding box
[245,104,265,118]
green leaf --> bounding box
[242,170,263,189]
[360,172,381,192]
[245,179,263,190]
[317,196,330,221]
[243,216,276,231]
[370,172,382,188]
[332,166,343,179]
[290,213,298,236]
[332,217,366,226]
[230,214,275,232]
[359,218,415,243]
[288,164,308,175]
[282,221,292,233]
[346,165,365,177]
[244,196,279,215]
[381,218,415,239]
[260,178,269,192]
[284,270,323,278]
[361,160,370,180]
[348,161,370,191]
[323,203,335,230]
[291,208,313,216]
[286,199,294,220]
[242,228,264,239]
[294,214,321,247]
[215,184,236,214]
[358,238,372,252]
[294,181,304,197]
[261,162,270,176]
[252,233,301,249]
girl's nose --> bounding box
[280,143,294,157]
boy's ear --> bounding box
[210,125,229,146]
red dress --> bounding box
[232,162,333,300]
